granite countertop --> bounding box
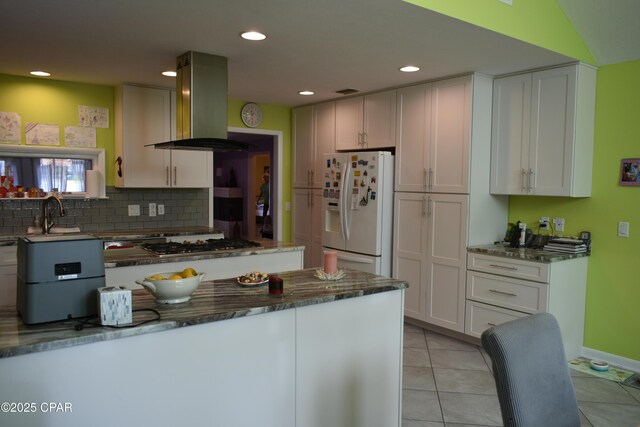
[468,243,590,263]
[0,268,408,358]
[103,239,304,268]
[0,227,225,245]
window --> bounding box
[0,145,105,198]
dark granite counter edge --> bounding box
[103,243,305,268]
[0,280,407,359]
[467,244,590,263]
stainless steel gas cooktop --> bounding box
[141,238,261,257]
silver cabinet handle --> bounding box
[310,191,314,208]
[528,168,534,192]
[307,170,310,185]
[428,168,433,190]
[487,322,497,327]
[423,169,428,189]
[358,132,363,146]
[489,289,517,297]
[310,170,314,185]
[521,168,527,193]
[174,166,177,186]
[488,264,518,271]
[363,132,368,147]
[421,196,426,217]
[166,166,170,186]
[427,196,432,217]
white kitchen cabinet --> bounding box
[490,63,596,197]
[293,102,335,188]
[0,245,17,308]
[292,188,323,268]
[393,192,468,331]
[394,74,508,333]
[115,85,212,188]
[465,251,588,359]
[335,90,396,150]
[395,76,471,193]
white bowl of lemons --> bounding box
[136,268,205,304]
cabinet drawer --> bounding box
[467,252,550,283]
[466,271,547,314]
[464,301,528,338]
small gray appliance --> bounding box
[17,234,105,324]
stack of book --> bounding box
[543,238,588,253]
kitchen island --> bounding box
[0,268,407,427]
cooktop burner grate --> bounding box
[141,238,261,256]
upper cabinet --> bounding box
[395,76,471,193]
[335,90,396,150]
[293,102,335,188]
[490,63,596,197]
[115,85,212,188]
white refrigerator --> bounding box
[322,151,394,276]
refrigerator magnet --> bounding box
[323,189,328,197]
[351,155,358,161]
[371,176,376,184]
[363,170,368,176]
[352,161,357,168]
[335,190,340,199]
[371,191,376,200]
[336,172,341,179]
[325,182,330,187]
[354,179,358,187]
[329,189,335,198]
[327,159,331,167]
[354,170,360,177]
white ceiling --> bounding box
[1,0,633,107]
[556,0,640,65]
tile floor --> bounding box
[402,323,640,427]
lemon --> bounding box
[147,274,165,281]
[181,267,197,278]
[168,274,183,280]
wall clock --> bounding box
[241,102,263,128]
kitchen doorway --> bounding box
[213,127,283,241]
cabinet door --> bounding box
[309,189,324,268]
[425,193,468,332]
[293,106,314,188]
[393,192,428,320]
[529,66,577,196]
[363,90,396,149]
[116,85,172,188]
[490,74,531,195]
[395,84,431,192]
[313,102,335,188]
[335,96,363,151]
[170,151,213,187]
[430,77,471,193]
[293,189,312,268]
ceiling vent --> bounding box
[336,88,359,95]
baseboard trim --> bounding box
[582,347,640,373]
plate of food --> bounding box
[237,271,269,286]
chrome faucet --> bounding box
[41,195,66,234]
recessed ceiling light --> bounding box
[30,71,51,77]
[399,65,420,73]
[299,90,315,96]
[162,71,177,77]
[241,31,267,41]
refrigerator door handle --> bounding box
[337,253,374,264]
[341,161,351,241]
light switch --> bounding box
[128,204,140,216]
[149,203,157,217]
[158,204,165,215]
[618,221,630,238]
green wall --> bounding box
[0,74,115,183]
[405,0,595,64]
[509,60,640,360]
[0,74,292,242]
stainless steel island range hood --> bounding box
[147,51,248,152]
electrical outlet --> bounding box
[158,204,165,215]
[539,216,550,231]
[618,221,630,237]
[553,217,565,232]
[128,204,140,216]
[149,203,157,217]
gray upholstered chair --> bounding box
[481,313,581,427]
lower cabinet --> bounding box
[0,245,17,308]
[393,192,468,332]
[292,188,323,268]
[465,252,588,359]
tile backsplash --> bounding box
[0,187,209,235]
